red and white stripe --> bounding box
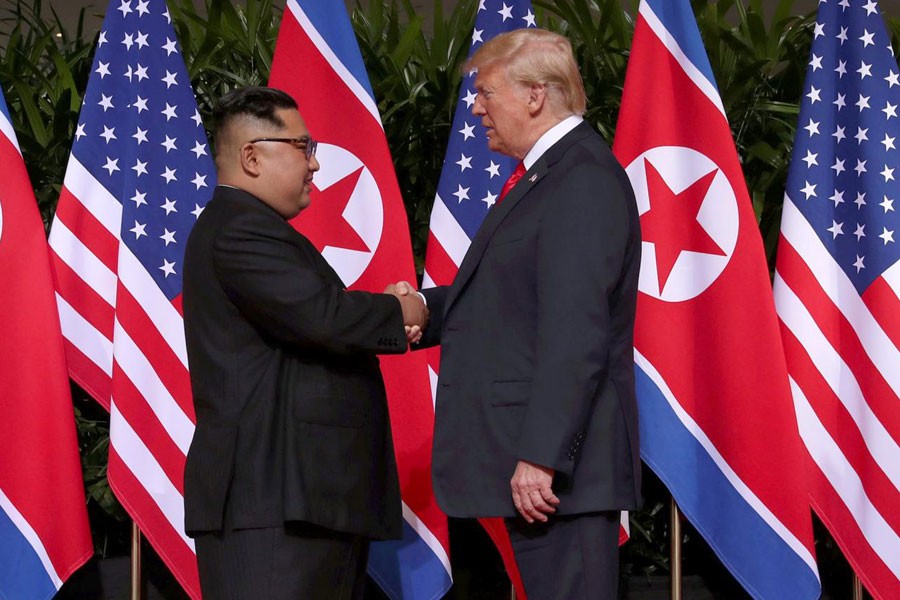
[775,197,900,598]
[48,156,201,598]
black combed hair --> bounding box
[213,86,298,132]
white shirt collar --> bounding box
[523,115,584,170]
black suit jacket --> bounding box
[182,186,406,540]
[420,122,642,517]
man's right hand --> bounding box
[384,282,428,343]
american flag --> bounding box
[774,0,900,597]
[614,0,821,597]
[423,0,537,290]
[47,0,214,597]
[0,83,92,600]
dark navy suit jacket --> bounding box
[420,122,643,518]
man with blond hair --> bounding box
[404,28,642,598]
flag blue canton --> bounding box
[787,0,900,293]
[74,0,215,300]
[0,87,12,126]
[435,0,536,240]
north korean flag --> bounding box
[612,1,820,598]
[0,84,92,600]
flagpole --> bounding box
[853,574,864,600]
[511,582,517,600]
[131,521,143,600]
[670,498,683,600]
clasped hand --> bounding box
[384,281,427,344]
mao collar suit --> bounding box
[182,186,406,540]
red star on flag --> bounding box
[640,158,726,292]
[297,166,370,253]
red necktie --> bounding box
[497,161,526,204]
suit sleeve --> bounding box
[515,158,635,474]
[212,210,407,355]
[414,285,449,349]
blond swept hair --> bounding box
[465,28,587,116]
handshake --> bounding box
[384,281,427,345]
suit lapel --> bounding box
[444,122,597,314]
[445,161,546,310]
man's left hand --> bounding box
[510,460,559,523]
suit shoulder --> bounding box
[541,141,636,222]
[205,192,302,243]
[565,129,619,166]
[553,141,630,193]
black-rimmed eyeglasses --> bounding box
[249,136,318,159]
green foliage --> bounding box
[74,394,131,556]
[168,0,281,117]
[0,0,93,225]
[621,496,670,578]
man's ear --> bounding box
[239,142,262,177]
[528,83,547,115]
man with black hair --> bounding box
[182,86,427,600]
